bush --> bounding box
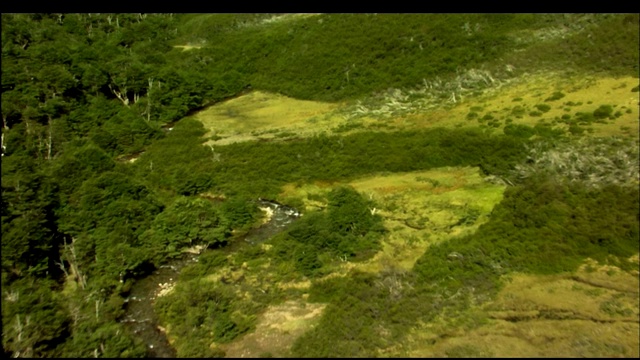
[569,124,585,135]
[575,111,596,124]
[535,104,551,113]
[593,104,614,119]
[545,91,565,102]
[481,113,495,121]
[511,106,526,117]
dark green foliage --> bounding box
[575,111,596,124]
[507,14,639,77]
[155,279,258,351]
[132,118,217,195]
[535,104,551,113]
[593,104,614,119]
[545,91,565,102]
[140,197,231,265]
[334,121,365,133]
[414,177,639,279]
[503,124,535,138]
[533,123,565,138]
[569,124,586,135]
[2,155,61,279]
[219,197,261,230]
[327,186,381,237]
[176,14,567,101]
[292,271,390,357]
[481,113,494,121]
[511,105,526,117]
[1,278,70,357]
[208,128,530,198]
[273,187,385,277]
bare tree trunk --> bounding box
[56,258,69,278]
[147,77,154,122]
[64,237,87,290]
[46,116,53,160]
[15,314,23,342]
[108,84,129,106]
[36,131,44,161]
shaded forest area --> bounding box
[2,13,638,357]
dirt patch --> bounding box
[220,300,326,358]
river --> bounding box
[119,199,300,357]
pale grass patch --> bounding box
[194,90,342,145]
[220,300,326,358]
[172,45,202,51]
[277,279,311,291]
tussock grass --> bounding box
[392,255,639,358]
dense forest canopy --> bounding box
[2,13,638,358]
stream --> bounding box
[119,199,300,358]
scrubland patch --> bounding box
[392,255,639,358]
[446,73,639,137]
